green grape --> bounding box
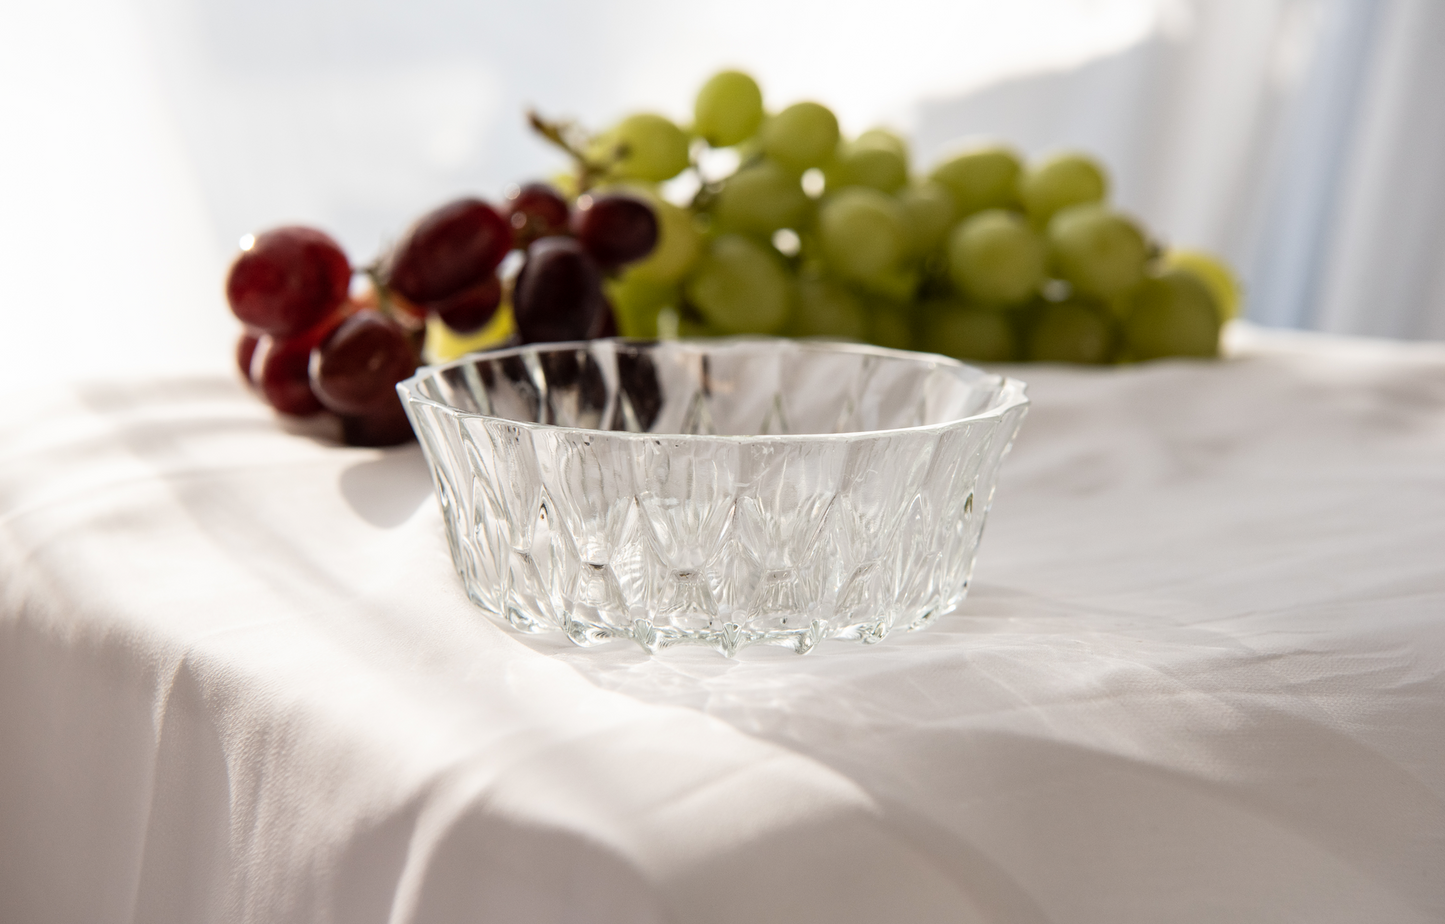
[677,311,721,338]
[684,234,792,334]
[606,273,678,338]
[790,275,868,340]
[1123,269,1221,359]
[713,160,810,235]
[823,139,908,193]
[856,264,920,302]
[929,146,1023,217]
[1026,297,1115,363]
[947,209,1045,305]
[1019,152,1108,227]
[628,194,702,284]
[608,113,691,182]
[868,300,915,350]
[922,300,1016,362]
[898,182,956,256]
[1163,248,1240,320]
[694,70,764,147]
[760,102,840,171]
[1047,204,1148,299]
[817,186,907,284]
[855,128,907,160]
[1099,291,1134,320]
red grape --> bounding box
[254,335,325,416]
[237,332,259,384]
[504,183,570,249]
[226,227,351,338]
[385,198,513,304]
[513,237,607,343]
[309,310,419,417]
[572,193,658,268]
[588,300,618,340]
[431,273,502,334]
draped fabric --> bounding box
[4,3,1445,919]
[4,325,1444,923]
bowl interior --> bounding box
[404,338,1018,437]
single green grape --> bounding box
[694,70,764,147]
[760,102,840,171]
[868,300,915,350]
[817,186,907,284]
[606,272,678,338]
[684,234,792,334]
[607,113,690,182]
[677,311,721,338]
[1162,248,1240,320]
[790,275,869,340]
[1020,152,1108,227]
[856,264,920,302]
[626,194,703,284]
[922,300,1017,362]
[713,160,810,236]
[1026,297,1115,363]
[898,182,956,256]
[1047,204,1148,299]
[1123,269,1221,359]
[947,209,1046,305]
[855,128,908,160]
[823,137,908,193]
[929,146,1023,217]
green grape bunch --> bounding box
[530,69,1240,364]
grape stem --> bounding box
[359,265,425,332]
[525,109,625,194]
[687,150,764,213]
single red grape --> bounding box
[431,273,502,334]
[237,331,259,384]
[512,237,607,343]
[226,227,351,338]
[341,395,415,447]
[309,310,419,417]
[504,183,570,249]
[385,198,513,304]
[588,300,618,340]
[255,335,325,416]
[571,193,658,268]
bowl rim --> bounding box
[397,336,1029,443]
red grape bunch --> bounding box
[226,185,658,446]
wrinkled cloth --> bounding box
[3,326,1444,924]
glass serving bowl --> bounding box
[399,338,1028,656]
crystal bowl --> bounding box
[399,338,1028,656]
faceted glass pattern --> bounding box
[399,339,1028,656]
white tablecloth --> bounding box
[3,326,1444,924]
